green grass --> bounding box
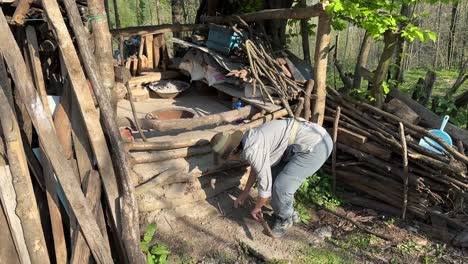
[399,69,467,98]
[296,247,350,264]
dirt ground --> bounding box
[141,188,468,263]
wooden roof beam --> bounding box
[202,3,325,24]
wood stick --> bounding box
[110,24,207,37]
[203,3,324,24]
[313,202,394,241]
[127,71,182,87]
[88,0,115,95]
[0,165,31,264]
[332,106,341,193]
[125,82,147,141]
[41,0,122,244]
[128,107,290,151]
[0,51,50,263]
[71,170,110,264]
[59,0,144,262]
[131,145,212,164]
[399,123,409,220]
[11,0,33,25]
[143,105,256,131]
[0,10,113,263]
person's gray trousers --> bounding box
[271,128,333,220]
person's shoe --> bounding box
[292,210,300,224]
[271,216,293,238]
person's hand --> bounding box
[234,192,248,208]
[251,207,263,221]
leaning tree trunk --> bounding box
[455,90,468,108]
[445,60,467,98]
[371,30,397,108]
[351,31,372,91]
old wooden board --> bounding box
[41,0,121,239]
[0,9,113,264]
[212,83,281,112]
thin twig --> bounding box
[125,82,147,142]
[399,122,409,219]
[332,106,341,193]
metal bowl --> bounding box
[148,80,190,99]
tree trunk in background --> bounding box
[264,0,294,50]
[156,0,162,24]
[172,0,184,38]
[311,11,331,125]
[351,31,372,91]
[88,0,116,112]
[447,2,459,69]
[433,2,442,68]
[371,30,397,108]
[392,4,411,85]
[300,0,311,65]
[112,0,120,28]
[446,61,467,98]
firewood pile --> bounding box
[323,88,468,245]
[0,1,144,263]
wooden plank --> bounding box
[153,34,161,69]
[0,50,50,263]
[128,71,182,87]
[0,9,113,264]
[25,26,68,264]
[41,0,121,239]
[0,165,30,264]
[58,0,145,262]
[337,127,367,144]
[71,170,110,264]
[11,0,33,25]
[145,35,154,70]
[212,83,281,112]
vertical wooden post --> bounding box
[311,9,331,125]
[332,106,341,194]
[88,0,116,103]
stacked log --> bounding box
[323,88,467,232]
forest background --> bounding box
[105,0,467,128]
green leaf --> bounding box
[143,224,157,243]
[150,244,170,256]
[141,241,149,252]
[159,254,168,264]
[147,252,155,264]
[426,31,437,42]
[382,81,390,95]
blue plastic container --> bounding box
[418,115,453,154]
[206,25,246,55]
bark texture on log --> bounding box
[0,8,113,264]
[203,3,323,24]
[311,12,331,125]
[88,0,115,104]
[352,31,372,91]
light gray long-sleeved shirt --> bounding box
[240,118,330,198]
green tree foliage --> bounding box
[326,0,437,43]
